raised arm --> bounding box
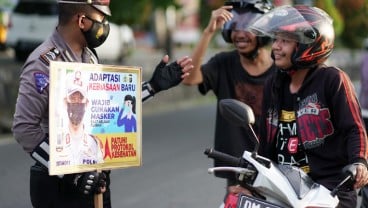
[182,5,233,85]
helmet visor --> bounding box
[248,5,318,44]
[223,8,263,32]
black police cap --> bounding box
[58,0,111,16]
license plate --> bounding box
[237,194,284,208]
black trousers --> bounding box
[336,190,357,208]
[30,163,111,208]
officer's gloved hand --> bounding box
[71,171,107,195]
[148,55,184,94]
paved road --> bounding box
[0,102,226,208]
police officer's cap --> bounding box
[65,71,88,101]
[58,0,111,16]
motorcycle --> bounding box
[204,99,357,208]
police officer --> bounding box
[12,0,193,207]
[57,71,104,166]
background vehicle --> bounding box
[6,0,58,61]
[0,8,10,50]
[6,0,135,62]
[95,23,135,64]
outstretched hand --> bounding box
[148,55,193,93]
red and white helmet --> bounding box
[249,5,334,68]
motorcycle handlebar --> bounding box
[204,148,247,167]
[330,164,358,196]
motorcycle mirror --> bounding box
[219,99,255,127]
[219,99,259,157]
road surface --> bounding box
[0,102,227,208]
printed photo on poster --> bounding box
[49,61,142,175]
[56,70,104,166]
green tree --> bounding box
[109,0,180,28]
[0,0,16,10]
[315,0,344,38]
[199,0,225,29]
[335,0,368,48]
[109,0,151,26]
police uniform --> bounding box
[55,70,105,166]
[57,131,104,166]
[12,29,111,208]
[12,0,188,206]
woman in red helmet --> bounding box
[245,5,368,207]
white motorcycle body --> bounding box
[243,151,338,207]
[210,150,339,208]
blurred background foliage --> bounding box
[109,0,180,30]
[335,0,368,48]
[108,0,368,49]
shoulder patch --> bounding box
[39,47,61,66]
[34,72,49,94]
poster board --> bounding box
[49,61,142,175]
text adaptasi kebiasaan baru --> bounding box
[88,72,136,127]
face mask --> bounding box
[67,103,86,125]
[82,16,110,48]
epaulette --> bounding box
[39,47,61,66]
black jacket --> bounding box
[259,64,368,190]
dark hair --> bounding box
[270,70,288,113]
[58,3,93,25]
[124,95,136,114]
